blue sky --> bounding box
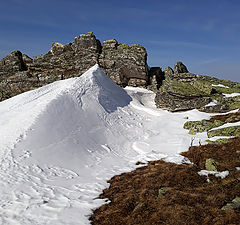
[1,0,240,82]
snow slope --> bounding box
[0,65,212,225]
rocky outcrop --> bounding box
[154,62,240,112]
[155,66,212,111]
[0,32,149,101]
[0,50,27,81]
[0,33,240,113]
[174,61,189,74]
[99,39,148,87]
[183,110,240,141]
[0,50,37,100]
[29,32,101,85]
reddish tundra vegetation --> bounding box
[91,112,240,225]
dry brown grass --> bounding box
[209,111,240,123]
[90,136,240,225]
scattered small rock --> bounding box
[205,158,218,171]
[221,197,240,210]
[158,187,168,200]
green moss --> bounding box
[212,86,240,94]
[227,96,240,110]
[205,158,218,171]
[207,126,240,138]
[166,80,212,97]
[225,114,240,123]
[118,43,130,49]
[192,80,212,95]
[213,120,224,127]
[158,187,168,200]
[221,197,240,210]
[184,120,223,134]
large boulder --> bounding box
[0,51,36,101]
[0,50,27,81]
[99,39,148,87]
[29,32,102,85]
[174,61,189,74]
[154,62,240,112]
[155,70,212,111]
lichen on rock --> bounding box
[221,197,240,211]
[207,126,240,138]
[174,61,189,74]
[99,39,148,87]
[205,158,218,171]
[184,120,216,135]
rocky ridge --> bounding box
[0,32,240,113]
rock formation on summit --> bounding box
[154,62,240,112]
[29,32,101,85]
[0,32,240,113]
[99,39,148,87]
[0,32,148,101]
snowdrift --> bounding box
[0,65,211,224]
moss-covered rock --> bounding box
[153,66,240,112]
[207,126,240,138]
[174,62,188,74]
[184,120,214,134]
[184,119,224,135]
[157,187,168,200]
[164,66,174,78]
[205,158,218,171]
[166,80,212,97]
[225,113,240,123]
[99,39,148,87]
[212,86,240,95]
[221,197,240,210]
[155,91,211,111]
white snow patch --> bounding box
[205,100,218,107]
[210,121,240,131]
[215,108,239,115]
[236,167,240,171]
[223,93,240,98]
[207,136,235,142]
[212,84,229,88]
[198,170,229,179]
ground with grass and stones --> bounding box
[90,111,240,225]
